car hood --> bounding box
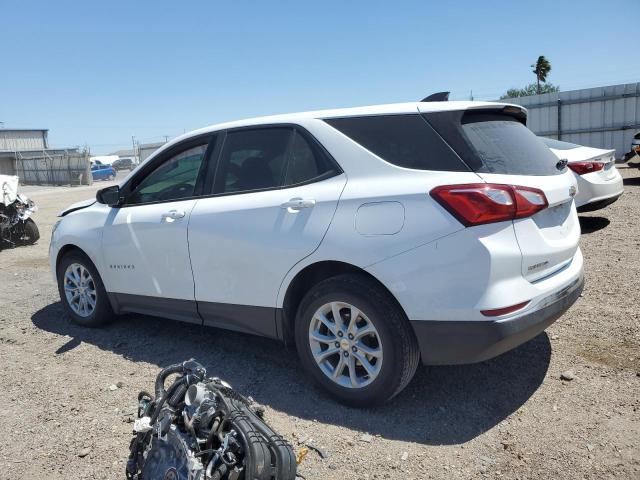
[59,198,96,217]
[550,146,615,163]
[0,174,19,206]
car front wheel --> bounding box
[295,274,420,406]
[57,250,114,327]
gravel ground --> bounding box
[1,168,639,479]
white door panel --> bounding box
[102,199,198,299]
[189,175,346,308]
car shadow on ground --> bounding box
[32,302,551,445]
[579,216,610,234]
[623,174,640,186]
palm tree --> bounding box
[531,56,552,94]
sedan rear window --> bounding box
[539,137,581,150]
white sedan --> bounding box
[541,137,624,212]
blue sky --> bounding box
[1,0,638,154]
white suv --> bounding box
[50,101,584,406]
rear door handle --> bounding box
[280,198,316,211]
[161,210,186,222]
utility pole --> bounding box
[131,135,137,161]
[470,90,474,101]
[163,135,169,143]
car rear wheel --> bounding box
[57,250,114,327]
[295,273,420,406]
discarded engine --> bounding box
[126,359,297,480]
[0,175,39,248]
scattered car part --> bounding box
[126,359,297,480]
[0,175,39,248]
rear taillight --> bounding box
[430,183,548,227]
[567,161,605,175]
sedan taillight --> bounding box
[567,161,605,175]
[430,183,548,227]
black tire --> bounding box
[16,218,39,245]
[295,273,420,407]
[56,250,114,327]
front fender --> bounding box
[49,204,111,285]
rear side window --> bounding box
[425,111,563,176]
[284,131,337,186]
[214,128,291,193]
[324,115,468,171]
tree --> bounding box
[531,55,552,94]
[501,82,560,99]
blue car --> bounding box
[91,164,116,181]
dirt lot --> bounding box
[1,168,639,479]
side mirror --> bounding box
[96,185,121,207]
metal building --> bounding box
[138,141,166,163]
[0,128,48,152]
[503,82,640,159]
[0,128,91,184]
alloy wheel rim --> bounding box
[63,263,97,318]
[308,301,383,389]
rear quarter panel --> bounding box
[276,119,482,307]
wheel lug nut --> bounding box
[337,331,343,337]
[343,351,349,357]
[348,333,354,340]
[352,346,357,352]
[334,342,340,348]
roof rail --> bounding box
[421,92,450,102]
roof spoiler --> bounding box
[421,92,450,102]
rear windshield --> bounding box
[324,114,469,171]
[539,137,581,150]
[425,111,564,176]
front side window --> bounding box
[128,144,207,204]
[214,128,292,194]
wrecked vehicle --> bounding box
[126,360,296,480]
[0,175,39,247]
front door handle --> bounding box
[161,210,186,222]
[280,198,316,212]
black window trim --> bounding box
[118,133,217,208]
[201,123,343,198]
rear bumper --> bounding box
[574,168,623,209]
[410,273,584,365]
[577,192,622,212]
